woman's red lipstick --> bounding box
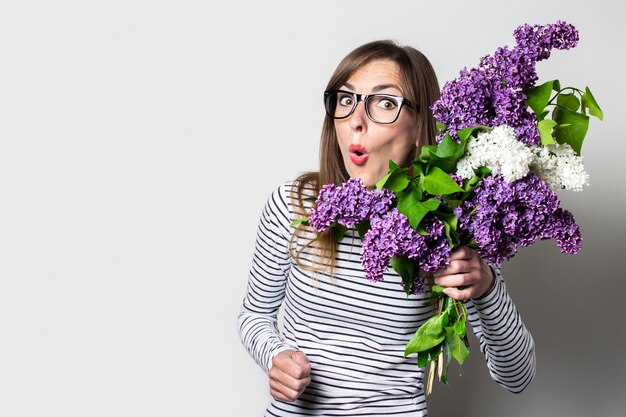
[349,144,368,165]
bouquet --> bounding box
[292,21,602,393]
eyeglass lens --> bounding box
[326,91,402,124]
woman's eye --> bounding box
[338,95,354,107]
[377,98,397,110]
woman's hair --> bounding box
[290,40,441,275]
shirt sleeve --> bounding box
[237,183,297,373]
[465,266,536,393]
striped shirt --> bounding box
[238,181,536,416]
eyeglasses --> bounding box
[324,89,417,124]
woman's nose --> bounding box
[348,101,368,133]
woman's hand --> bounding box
[268,350,311,402]
[434,246,495,301]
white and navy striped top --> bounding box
[238,181,536,417]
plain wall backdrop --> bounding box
[1,0,624,416]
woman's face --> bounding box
[334,59,418,188]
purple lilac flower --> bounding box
[308,183,339,232]
[541,208,582,254]
[410,271,427,295]
[419,217,451,273]
[432,21,579,145]
[449,173,464,188]
[453,204,471,235]
[309,178,395,232]
[361,209,428,282]
[366,187,395,220]
[361,210,451,285]
[513,21,579,62]
[455,172,581,265]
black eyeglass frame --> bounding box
[323,89,418,124]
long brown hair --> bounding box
[290,40,441,274]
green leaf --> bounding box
[434,136,470,172]
[418,131,472,172]
[441,196,462,209]
[376,172,392,191]
[390,256,416,296]
[396,184,420,216]
[431,284,446,294]
[435,135,462,159]
[436,122,448,136]
[453,320,466,337]
[457,125,490,142]
[406,200,443,230]
[303,195,317,202]
[581,87,604,121]
[537,119,557,145]
[405,312,448,355]
[553,106,589,155]
[379,168,409,192]
[427,285,446,304]
[376,172,391,191]
[417,343,443,368]
[437,212,458,231]
[537,109,550,122]
[333,224,348,241]
[412,160,426,176]
[525,80,554,115]
[557,93,580,112]
[445,327,469,365]
[417,351,429,368]
[417,144,436,162]
[471,165,491,180]
[425,153,453,173]
[397,191,441,230]
[446,302,458,322]
[434,211,460,247]
[444,339,452,368]
[355,220,370,240]
[290,218,310,228]
[552,80,561,91]
[423,167,464,196]
[460,166,491,199]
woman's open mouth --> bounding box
[349,144,368,166]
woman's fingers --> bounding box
[434,247,494,300]
[269,365,311,392]
[435,271,472,288]
[441,286,474,301]
[269,350,312,402]
[269,374,311,402]
[447,246,474,261]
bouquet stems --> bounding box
[405,289,470,394]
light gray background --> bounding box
[1,0,624,416]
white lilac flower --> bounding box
[455,125,534,183]
[530,143,589,192]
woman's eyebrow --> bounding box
[341,82,402,93]
[372,83,402,93]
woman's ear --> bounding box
[409,142,420,162]
[413,121,423,148]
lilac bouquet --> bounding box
[293,21,602,392]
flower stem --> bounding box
[427,358,436,395]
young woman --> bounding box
[238,40,536,417]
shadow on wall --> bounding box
[427,206,626,417]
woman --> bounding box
[238,40,535,416]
